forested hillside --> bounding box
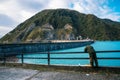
[0,9,120,43]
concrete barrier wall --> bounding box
[0,41,94,56]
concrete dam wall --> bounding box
[0,41,94,56]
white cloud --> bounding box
[0,0,40,23]
[0,0,21,22]
[0,0,41,38]
[101,13,120,21]
[0,26,13,38]
[45,0,70,9]
[20,10,34,21]
[71,0,120,21]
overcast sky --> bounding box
[0,0,120,38]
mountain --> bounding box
[0,9,120,43]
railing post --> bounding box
[21,53,24,64]
[3,52,6,65]
[2,46,6,65]
[21,46,25,65]
[48,49,50,66]
[47,42,51,66]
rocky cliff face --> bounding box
[0,23,75,43]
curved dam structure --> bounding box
[0,40,94,56]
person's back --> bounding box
[85,45,95,54]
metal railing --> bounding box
[0,50,120,67]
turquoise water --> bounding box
[18,41,120,67]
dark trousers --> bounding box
[90,54,98,67]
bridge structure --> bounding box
[0,40,93,56]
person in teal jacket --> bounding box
[84,45,98,68]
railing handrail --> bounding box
[16,57,120,60]
[15,50,120,54]
[1,50,120,67]
[1,51,120,55]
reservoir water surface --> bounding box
[18,41,120,67]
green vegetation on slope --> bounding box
[0,9,120,43]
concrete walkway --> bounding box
[0,67,120,80]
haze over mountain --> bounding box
[0,9,120,43]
